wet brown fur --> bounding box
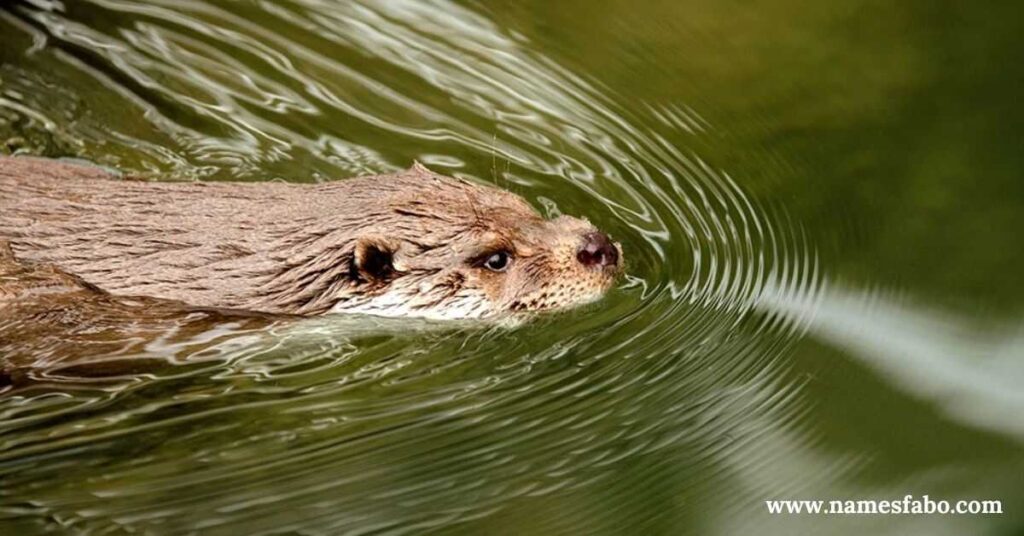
[0,157,620,319]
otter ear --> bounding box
[353,238,397,282]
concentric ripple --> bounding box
[0,1,823,534]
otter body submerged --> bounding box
[0,241,278,385]
[0,157,622,320]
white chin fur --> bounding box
[329,291,495,321]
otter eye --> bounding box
[482,251,511,272]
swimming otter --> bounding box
[0,157,622,320]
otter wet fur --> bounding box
[0,157,622,320]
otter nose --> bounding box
[577,232,619,269]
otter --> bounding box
[0,157,622,320]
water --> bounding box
[1,0,1022,534]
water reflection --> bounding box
[762,282,1024,442]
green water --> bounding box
[1,0,1022,534]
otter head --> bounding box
[332,165,623,320]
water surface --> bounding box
[1,0,1022,534]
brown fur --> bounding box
[0,157,621,319]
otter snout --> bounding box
[577,232,620,270]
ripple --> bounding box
[0,0,822,533]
